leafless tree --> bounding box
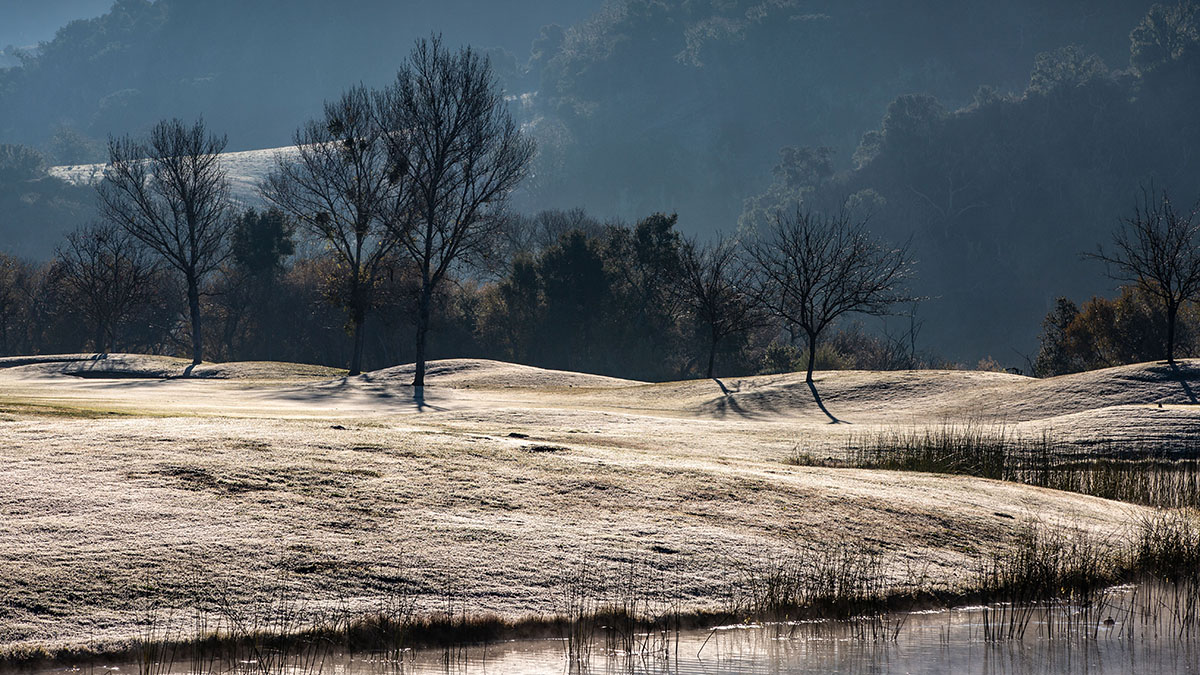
[1090,186,1200,364]
[496,208,604,263]
[744,207,915,422]
[679,234,769,378]
[262,86,406,376]
[54,224,158,352]
[97,118,232,365]
[377,36,536,387]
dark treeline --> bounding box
[0,206,927,381]
[1033,287,1200,377]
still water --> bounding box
[38,583,1200,675]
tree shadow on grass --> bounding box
[707,378,760,418]
[1169,360,1199,404]
[272,374,449,412]
[808,379,847,425]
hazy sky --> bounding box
[1,0,133,47]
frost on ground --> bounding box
[49,145,295,206]
[1,355,1197,654]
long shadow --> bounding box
[412,385,432,412]
[807,379,845,424]
[706,378,761,419]
[1170,360,1199,404]
[713,377,733,396]
[270,374,448,412]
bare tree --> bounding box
[97,118,232,365]
[679,234,768,378]
[1090,187,1200,364]
[744,207,915,422]
[54,224,158,352]
[378,36,536,387]
[262,86,405,376]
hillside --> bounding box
[0,355,1189,655]
[49,145,291,206]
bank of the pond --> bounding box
[5,511,1200,673]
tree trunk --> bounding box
[349,305,366,376]
[805,331,839,423]
[1166,302,1178,364]
[187,274,203,366]
[806,333,817,384]
[94,320,107,354]
[413,286,432,387]
[706,336,717,379]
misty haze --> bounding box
[2,1,1200,673]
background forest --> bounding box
[1,0,1198,374]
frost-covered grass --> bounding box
[1,355,1196,657]
[49,145,298,206]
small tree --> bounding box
[378,36,535,387]
[212,208,296,360]
[1033,297,1082,377]
[744,207,914,422]
[0,253,35,355]
[98,118,232,365]
[263,86,404,376]
[54,224,158,353]
[1090,187,1200,364]
[231,208,294,277]
[679,234,767,378]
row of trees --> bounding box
[13,174,1193,387]
[96,37,533,386]
[15,35,912,402]
[0,203,917,396]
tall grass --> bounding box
[788,424,1200,508]
[972,521,1120,641]
[727,543,895,622]
[557,554,685,671]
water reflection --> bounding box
[28,582,1200,675]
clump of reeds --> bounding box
[722,540,912,643]
[557,553,685,671]
[788,424,1200,510]
[1129,510,1200,580]
[847,423,1019,479]
[973,521,1120,640]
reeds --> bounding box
[557,554,685,672]
[972,521,1119,640]
[789,424,1200,509]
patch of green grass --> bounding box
[0,400,146,419]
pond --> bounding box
[23,581,1200,675]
